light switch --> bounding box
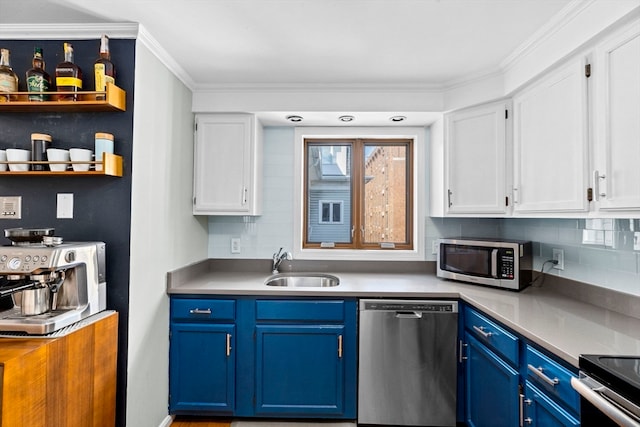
[57,193,74,219]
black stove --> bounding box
[574,354,640,427]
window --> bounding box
[304,138,413,250]
[319,201,343,224]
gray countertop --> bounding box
[167,259,640,368]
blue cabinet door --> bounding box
[254,324,346,417]
[465,332,520,427]
[169,323,235,414]
[524,381,580,427]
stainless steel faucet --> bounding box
[272,247,292,273]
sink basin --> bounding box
[264,273,340,287]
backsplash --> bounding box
[210,127,640,297]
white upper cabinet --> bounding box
[444,100,510,215]
[512,57,590,215]
[592,19,640,213]
[193,113,263,215]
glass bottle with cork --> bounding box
[26,47,52,101]
[0,48,19,102]
[55,42,82,101]
[94,35,115,100]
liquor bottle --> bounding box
[55,42,82,101]
[26,47,52,101]
[0,48,18,102]
[94,34,115,100]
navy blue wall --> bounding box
[0,37,134,427]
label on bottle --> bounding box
[56,76,82,89]
[95,64,115,91]
[0,74,17,92]
[27,75,50,101]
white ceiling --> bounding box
[1,0,575,125]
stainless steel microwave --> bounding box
[436,238,532,291]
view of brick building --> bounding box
[364,145,407,243]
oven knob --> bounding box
[41,255,48,262]
[7,257,21,270]
[0,255,6,262]
[25,255,31,262]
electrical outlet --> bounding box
[432,240,439,255]
[552,248,564,270]
[230,238,241,254]
[634,232,640,251]
[0,196,21,219]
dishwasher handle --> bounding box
[395,311,423,319]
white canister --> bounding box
[94,132,114,171]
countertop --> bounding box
[167,260,640,368]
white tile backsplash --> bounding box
[209,127,640,296]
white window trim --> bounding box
[294,126,426,261]
[318,200,344,224]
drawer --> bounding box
[256,300,345,322]
[171,298,235,321]
[525,345,579,415]
[464,306,519,366]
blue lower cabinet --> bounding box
[169,323,235,413]
[254,324,346,416]
[524,381,580,427]
[465,332,520,427]
[169,296,356,419]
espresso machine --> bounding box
[0,229,106,335]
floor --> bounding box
[171,420,356,427]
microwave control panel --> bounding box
[498,248,515,279]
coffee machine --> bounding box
[0,241,106,335]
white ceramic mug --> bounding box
[46,148,70,172]
[0,150,7,172]
[6,149,31,171]
[69,148,93,171]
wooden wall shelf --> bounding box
[0,153,123,177]
[0,83,126,112]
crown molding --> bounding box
[193,81,444,94]
[135,24,196,91]
[499,0,595,71]
[0,22,139,39]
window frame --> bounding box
[293,127,426,261]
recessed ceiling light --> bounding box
[339,115,355,122]
[389,115,406,122]
[286,115,303,123]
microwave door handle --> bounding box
[491,249,498,278]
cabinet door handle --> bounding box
[593,170,606,200]
[189,308,212,315]
[528,364,559,386]
[226,333,232,357]
[473,325,493,338]
[513,187,519,204]
[458,340,468,363]
[447,189,453,207]
[337,335,343,358]
[241,186,248,205]
[519,393,524,427]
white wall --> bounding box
[128,40,208,427]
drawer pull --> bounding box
[189,308,212,315]
[473,325,493,338]
[528,364,559,386]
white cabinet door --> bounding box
[445,101,509,215]
[193,113,262,215]
[592,19,640,213]
[513,57,590,214]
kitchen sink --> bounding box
[264,272,340,287]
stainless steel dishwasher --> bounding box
[358,299,458,426]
